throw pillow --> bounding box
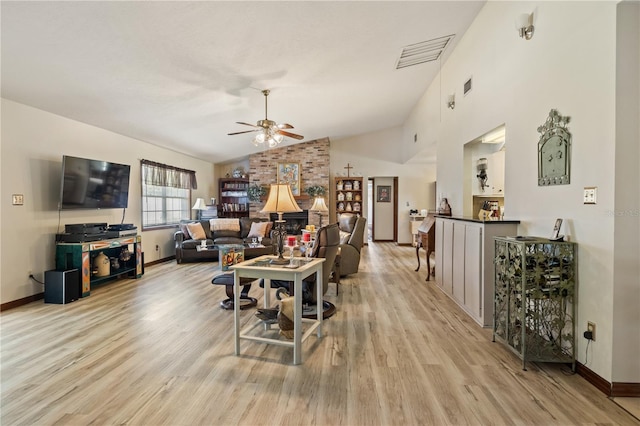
[186,222,207,240]
[210,218,240,232]
[339,230,351,245]
[247,221,270,238]
[179,223,191,239]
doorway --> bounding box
[368,176,398,242]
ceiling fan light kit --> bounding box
[253,130,283,148]
[229,89,303,148]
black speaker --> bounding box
[44,269,80,304]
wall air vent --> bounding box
[396,34,455,69]
[464,77,472,95]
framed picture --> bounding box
[377,185,391,202]
[277,162,301,196]
[551,218,563,240]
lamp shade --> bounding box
[260,184,302,214]
[310,196,328,212]
[192,198,207,210]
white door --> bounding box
[372,177,396,241]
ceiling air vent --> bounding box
[396,34,455,69]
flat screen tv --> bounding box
[59,155,131,210]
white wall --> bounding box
[612,0,640,383]
[1,99,216,304]
[331,126,437,244]
[408,1,636,384]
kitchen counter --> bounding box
[435,215,520,225]
[434,216,519,327]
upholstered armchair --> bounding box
[263,223,340,303]
[337,213,367,276]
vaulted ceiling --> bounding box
[1,1,485,163]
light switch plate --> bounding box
[583,187,597,204]
[12,194,24,205]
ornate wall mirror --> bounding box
[538,109,571,186]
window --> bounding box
[142,184,190,228]
[140,160,197,229]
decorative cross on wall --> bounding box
[344,163,353,177]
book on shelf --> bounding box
[222,203,248,212]
[223,182,248,190]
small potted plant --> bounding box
[247,184,267,202]
[305,185,327,198]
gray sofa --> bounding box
[174,217,274,263]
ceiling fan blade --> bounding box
[277,130,304,140]
[228,129,260,136]
[277,123,294,129]
[236,121,259,128]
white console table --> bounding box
[409,214,426,246]
[230,256,325,365]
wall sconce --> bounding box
[517,12,535,40]
[447,94,455,110]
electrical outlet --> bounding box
[155,244,159,251]
[587,321,596,341]
[12,194,24,205]
[583,187,597,204]
[28,270,32,277]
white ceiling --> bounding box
[1,1,485,164]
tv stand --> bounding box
[55,235,143,297]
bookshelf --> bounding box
[335,176,363,220]
[218,178,249,218]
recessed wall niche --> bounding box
[463,125,506,217]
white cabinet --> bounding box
[464,225,482,318]
[435,218,454,296]
[434,217,518,327]
[435,220,443,286]
[489,150,505,196]
[452,222,466,303]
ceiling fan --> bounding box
[228,89,304,147]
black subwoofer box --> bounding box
[44,269,80,304]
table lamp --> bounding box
[260,184,302,264]
[192,198,207,220]
[310,196,329,227]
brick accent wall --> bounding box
[248,138,330,227]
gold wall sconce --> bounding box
[447,94,455,110]
[517,12,535,40]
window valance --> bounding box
[140,159,197,190]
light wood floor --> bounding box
[1,242,638,425]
